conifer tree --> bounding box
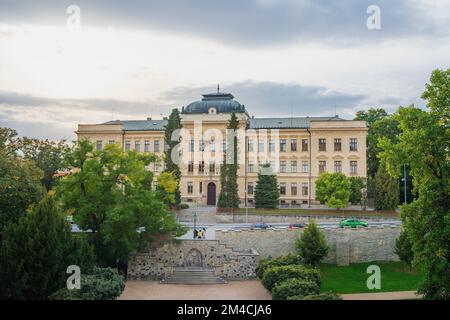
[217,113,240,209]
[374,163,399,210]
[254,163,279,209]
[0,196,95,299]
[163,108,182,207]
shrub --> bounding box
[256,254,303,279]
[50,267,125,300]
[288,291,342,300]
[261,265,321,291]
[394,229,414,270]
[179,203,189,209]
[296,221,329,266]
[272,278,319,300]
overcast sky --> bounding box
[0,0,449,140]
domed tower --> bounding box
[181,91,247,116]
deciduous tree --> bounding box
[315,173,351,210]
[378,68,450,299]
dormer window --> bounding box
[208,107,217,114]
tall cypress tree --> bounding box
[254,163,280,209]
[217,112,240,209]
[163,108,182,207]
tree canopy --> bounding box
[57,140,186,268]
[378,68,450,299]
[315,173,351,209]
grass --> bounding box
[320,261,425,294]
[232,208,399,219]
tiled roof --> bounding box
[103,120,168,131]
[248,116,343,129]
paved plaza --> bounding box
[119,280,272,300]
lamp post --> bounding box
[193,212,197,239]
[402,164,407,204]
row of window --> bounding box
[187,161,217,174]
[248,138,358,153]
[246,182,309,196]
[96,137,358,153]
[186,181,310,196]
[246,160,358,175]
[95,140,168,152]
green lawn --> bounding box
[320,261,425,294]
[232,208,398,219]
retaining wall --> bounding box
[216,226,400,265]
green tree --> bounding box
[217,112,240,209]
[57,140,186,268]
[296,220,330,266]
[0,152,46,232]
[0,127,22,158]
[315,172,351,209]
[378,68,450,299]
[374,163,399,210]
[0,196,95,299]
[254,163,279,209]
[354,108,388,177]
[156,171,178,205]
[163,108,182,206]
[20,137,69,191]
[395,229,414,271]
[349,176,365,206]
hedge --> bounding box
[287,291,342,300]
[272,278,319,300]
[256,254,303,279]
[50,267,125,300]
[261,265,321,291]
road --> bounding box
[178,220,402,240]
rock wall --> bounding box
[216,214,395,224]
[127,239,259,280]
[215,226,400,266]
[127,226,401,280]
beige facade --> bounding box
[76,92,367,206]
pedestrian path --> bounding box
[341,290,421,300]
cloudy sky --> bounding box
[0,0,449,140]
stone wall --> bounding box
[128,226,401,280]
[215,226,400,266]
[216,214,396,224]
[127,239,259,280]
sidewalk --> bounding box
[341,291,422,300]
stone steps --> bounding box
[160,267,227,285]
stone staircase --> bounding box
[160,267,227,285]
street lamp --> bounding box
[401,164,407,204]
[193,211,197,239]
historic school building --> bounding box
[76,90,367,206]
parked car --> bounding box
[250,222,269,230]
[288,223,305,229]
[339,219,368,228]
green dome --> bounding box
[182,92,245,114]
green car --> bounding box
[339,219,368,228]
